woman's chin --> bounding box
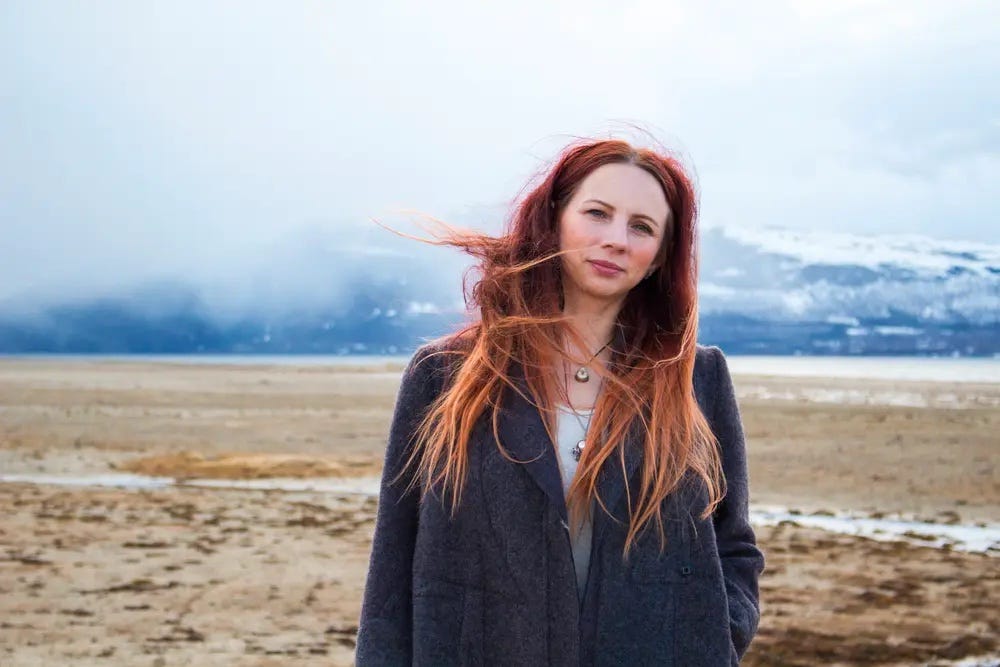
[576,284,634,304]
[563,270,640,304]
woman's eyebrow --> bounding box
[582,198,660,227]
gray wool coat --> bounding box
[356,341,765,666]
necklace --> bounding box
[568,407,592,462]
[562,361,605,462]
[573,338,613,383]
[561,335,612,460]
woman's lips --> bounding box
[588,260,625,277]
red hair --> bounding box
[395,138,724,557]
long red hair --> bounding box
[395,138,724,557]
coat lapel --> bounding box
[589,322,645,545]
[495,364,569,521]
[590,417,644,548]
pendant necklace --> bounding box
[563,342,610,461]
[569,410,592,462]
[573,338,614,383]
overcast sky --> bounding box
[1,0,997,306]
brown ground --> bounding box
[0,359,997,666]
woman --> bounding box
[356,138,765,666]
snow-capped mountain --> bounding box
[697,225,998,354]
[700,225,998,325]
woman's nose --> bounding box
[601,216,629,250]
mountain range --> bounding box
[1,225,996,356]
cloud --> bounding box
[0,0,996,310]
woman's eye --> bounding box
[632,222,654,234]
[586,209,607,218]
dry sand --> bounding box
[0,359,997,666]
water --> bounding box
[0,353,411,367]
[3,473,997,555]
[0,472,381,496]
[751,505,1000,554]
[726,355,999,383]
[3,353,997,383]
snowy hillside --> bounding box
[699,225,999,326]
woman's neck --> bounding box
[560,295,621,357]
[556,303,616,411]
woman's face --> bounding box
[557,162,670,308]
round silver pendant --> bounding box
[571,440,585,461]
[574,367,590,383]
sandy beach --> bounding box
[1,359,997,666]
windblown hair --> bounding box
[395,138,725,557]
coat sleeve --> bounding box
[709,346,766,663]
[355,344,444,665]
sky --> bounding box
[1,0,998,308]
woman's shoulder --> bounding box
[692,343,735,412]
[406,332,473,381]
[693,343,725,377]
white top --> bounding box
[554,404,594,599]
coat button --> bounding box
[680,565,693,576]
